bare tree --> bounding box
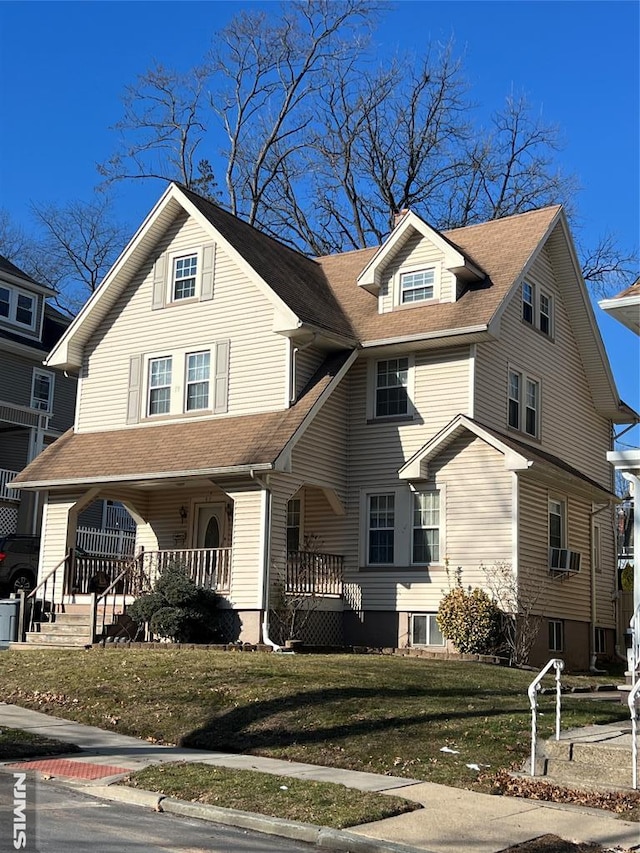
[482,561,545,667]
[98,63,218,200]
[99,0,637,290]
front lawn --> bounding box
[0,649,627,791]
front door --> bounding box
[195,504,227,549]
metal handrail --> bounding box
[629,674,640,790]
[93,551,148,640]
[528,658,564,777]
[21,554,70,637]
[630,603,640,677]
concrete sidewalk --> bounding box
[1,703,639,853]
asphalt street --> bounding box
[0,777,317,853]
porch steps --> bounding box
[537,724,635,791]
[22,607,94,649]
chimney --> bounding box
[393,209,410,228]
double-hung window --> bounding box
[400,268,435,304]
[522,282,534,324]
[548,619,564,652]
[31,369,54,412]
[287,498,301,552]
[0,284,36,331]
[148,357,172,415]
[368,494,395,564]
[539,293,552,335]
[185,351,210,411]
[508,369,539,438]
[412,491,440,564]
[375,358,409,418]
[412,613,445,646]
[172,254,198,301]
[548,498,566,550]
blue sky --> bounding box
[1,0,638,433]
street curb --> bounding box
[78,783,434,853]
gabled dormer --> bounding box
[0,255,55,346]
[356,211,485,313]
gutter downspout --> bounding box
[252,471,281,651]
[290,334,318,405]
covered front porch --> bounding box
[29,474,345,645]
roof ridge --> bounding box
[444,204,562,238]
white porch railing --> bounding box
[630,603,640,679]
[103,503,136,531]
[76,526,136,557]
[528,658,564,777]
[0,468,20,502]
[140,548,232,594]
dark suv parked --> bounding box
[0,534,39,593]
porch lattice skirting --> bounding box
[0,503,18,536]
[291,611,344,647]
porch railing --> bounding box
[0,468,20,502]
[76,526,136,557]
[286,550,343,596]
[140,548,232,594]
[528,658,564,777]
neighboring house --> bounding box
[0,255,76,537]
[12,184,636,668]
[600,279,640,653]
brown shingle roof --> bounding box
[612,278,640,300]
[12,352,352,488]
[179,187,356,341]
[317,206,561,342]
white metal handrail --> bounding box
[629,675,640,790]
[630,603,640,678]
[528,658,564,777]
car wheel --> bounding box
[12,572,35,594]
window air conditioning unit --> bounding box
[549,547,581,575]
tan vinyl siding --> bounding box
[291,376,348,499]
[0,430,29,471]
[268,472,304,589]
[226,483,265,609]
[302,486,346,558]
[474,245,612,487]
[295,344,327,399]
[38,492,80,597]
[594,509,617,628]
[49,371,77,433]
[379,230,456,312]
[518,476,592,622]
[345,433,513,612]
[77,210,288,432]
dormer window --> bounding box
[400,268,436,304]
[172,254,198,300]
[0,283,36,331]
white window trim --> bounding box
[397,263,441,306]
[367,354,415,421]
[507,364,541,439]
[184,350,212,412]
[141,343,228,421]
[147,354,174,417]
[167,247,203,304]
[521,279,553,337]
[360,485,443,569]
[286,494,304,552]
[411,613,446,647]
[31,368,55,413]
[0,283,37,332]
[410,485,444,567]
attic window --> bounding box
[522,282,534,324]
[400,268,435,304]
[172,254,198,300]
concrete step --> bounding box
[25,630,92,646]
[543,757,633,790]
[51,613,93,625]
[10,640,93,650]
[38,620,92,635]
[56,604,92,615]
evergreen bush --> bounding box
[437,585,502,655]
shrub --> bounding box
[128,562,223,643]
[437,585,502,655]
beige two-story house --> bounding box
[12,183,635,667]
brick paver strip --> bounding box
[8,758,131,780]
